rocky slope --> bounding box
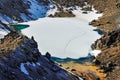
[88,1,120,80]
[0,0,50,23]
[93,29,120,80]
[0,27,81,80]
[88,0,120,32]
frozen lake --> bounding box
[22,10,102,58]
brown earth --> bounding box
[93,29,120,80]
[0,32,23,57]
[88,0,120,32]
[61,61,107,80]
[48,11,75,17]
[88,1,120,79]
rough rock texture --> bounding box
[0,31,81,80]
[94,29,120,80]
[86,1,120,79]
[94,29,120,50]
[88,0,120,32]
[0,0,50,22]
[48,0,92,17]
[53,0,87,7]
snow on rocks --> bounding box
[46,4,59,16]
[20,62,41,75]
[27,0,49,19]
[90,50,101,57]
[20,63,29,75]
[0,24,10,39]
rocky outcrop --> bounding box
[93,29,120,80]
[88,0,120,32]
[0,31,81,80]
[86,1,120,79]
[48,0,92,17]
[94,29,120,50]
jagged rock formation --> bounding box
[94,29,120,80]
[0,30,81,80]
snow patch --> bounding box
[20,63,29,75]
[36,62,41,66]
[46,4,58,16]
[72,6,103,22]
[0,24,10,39]
[90,50,101,57]
[20,62,41,75]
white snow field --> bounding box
[22,8,102,58]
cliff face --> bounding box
[0,29,81,80]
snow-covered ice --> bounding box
[22,8,102,58]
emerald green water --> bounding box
[10,24,29,31]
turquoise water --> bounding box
[10,24,29,31]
